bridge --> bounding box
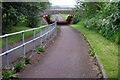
[41,9,73,16]
[41,9,74,25]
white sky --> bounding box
[50,0,76,7]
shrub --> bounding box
[14,62,25,72]
[97,71,102,78]
[3,70,18,79]
[25,57,31,64]
[89,47,95,56]
[90,50,95,56]
[37,46,45,54]
[74,2,120,44]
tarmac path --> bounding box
[20,14,97,78]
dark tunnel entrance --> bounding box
[43,15,74,25]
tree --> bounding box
[2,2,50,34]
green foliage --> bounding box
[60,14,68,21]
[14,62,25,72]
[2,2,50,34]
[25,57,31,64]
[37,46,45,54]
[84,3,119,44]
[97,71,103,78]
[26,16,40,28]
[89,48,95,56]
[73,1,120,44]
[3,70,18,80]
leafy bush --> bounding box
[14,62,25,72]
[25,57,31,64]
[82,3,119,44]
[26,16,41,28]
[89,45,95,56]
[89,49,95,56]
[3,70,18,80]
[73,2,120,44]
[37,46,45,54]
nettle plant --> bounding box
[37,46,45,54]
[25,57,31,64]
[2,70,18,79]
[14,62,25,72]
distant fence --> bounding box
[0,22,57,69]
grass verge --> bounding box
[70,21,118,78]
[59,14,68,21]
[50,15,52,21]
[1,25,44,48]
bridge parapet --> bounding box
[40,9,73,16]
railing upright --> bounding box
[22,32,25,58]
[40,29,43,47]
[44,28,46,43]
[55,21,57,35]
[5,35,9,69]
[33,30,35,51]
[48,25,50,39]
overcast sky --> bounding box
[50,0,76,7]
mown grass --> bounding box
[50,15,52,21]
[71,21,118,78]
[60,14,68,21]
[1,25,44,48]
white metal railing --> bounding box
[0,21,57,69]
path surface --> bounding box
[20,14,97,78]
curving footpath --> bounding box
[20,14,97,78]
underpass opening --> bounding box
[42,14,74,25]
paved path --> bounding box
[20,14,97,78]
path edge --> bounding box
[71,26,108,78]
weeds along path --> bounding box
[20,15,98,78]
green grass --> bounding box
[1,25,44,48]
[71,21,118,78]
[60,14,68,21]
[50,15,52,21]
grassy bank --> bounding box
[71,21,118,78]
[60,14,68,21]
[1,25,44,48]
[50,15,52,21]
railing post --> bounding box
[40,28,43,47]
[49,25,51,39]
[52,24,54,37]
[54,22,56,37]
[55,21,57,35]
[48,25,51,39]
[47,25,49,40]
[44,27,46,43]
[22,32,25,58]
[33,30,35,51]
[50,25,52,39]
[5,35,10,69]
[47,25,50,40]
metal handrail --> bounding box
[0,22,57,69]
[0,23,57,38]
